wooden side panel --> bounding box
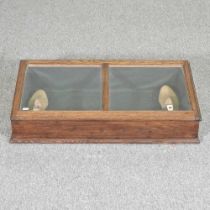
[11,120,199,143]
[183,61,201,120]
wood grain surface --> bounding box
[10,60,201,143]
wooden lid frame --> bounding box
[11,60,201,122]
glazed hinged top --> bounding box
[11,60,201,121]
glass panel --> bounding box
[20,66,102,111]
[109,67,190,111]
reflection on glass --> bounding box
[109,67,190,111]
[20,66,102,111]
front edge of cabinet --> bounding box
[11,119,199,144]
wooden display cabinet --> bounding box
[10,60,201,143]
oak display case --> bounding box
[11,60,201,143]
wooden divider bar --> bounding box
[102,63,109,111]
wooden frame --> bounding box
[10,60,201,143]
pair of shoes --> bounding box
[27,89,48,111]
[26,86,179,111]
[158,85,179,111]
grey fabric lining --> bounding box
[109,67,191,110]
[20,67,102,110]
[21,66,191,111]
